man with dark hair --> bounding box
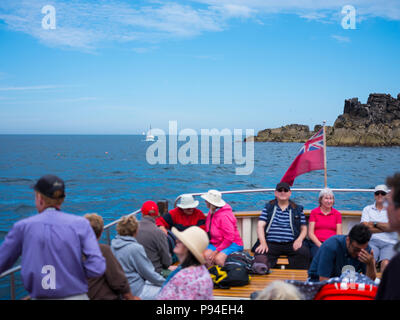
[376,172,400,300]
[252,182,310,269]
[0,175,106,299]
[308,223,376,281]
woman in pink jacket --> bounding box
[201,190,244,267]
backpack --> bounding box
[225,251,270,275]
[224,251,255,272]
[208,263,250,289]
[208,265,229,288]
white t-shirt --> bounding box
[361,202,398,244]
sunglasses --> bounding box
[277,188,290,193]
[375,191,387,196]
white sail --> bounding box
[145,125,155,141]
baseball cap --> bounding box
[276,182,291,191]
[141,200,159,217]
[374,184,389,193]
[33,174,65,199]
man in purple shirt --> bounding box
[0,175,106,299]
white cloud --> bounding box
[331,34,351,43]
[132,46,159,54]
[0,96,98,104]
[0,0,225,50]
[0,84,63,91]
[210,3,256,18]
[193,0,400,21]
[0,0,399,51]
[299,11,329,22]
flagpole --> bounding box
[322,120,328,188]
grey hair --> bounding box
[318,188,335,206]
[256,281,303,300]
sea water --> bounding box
[0,134,399,299]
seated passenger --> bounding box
[308,188,342,259]
[111,215,165,300]
[252,182,310,269]
[157,226,214,300]
[135,201,172,277]
[361,184,397,273]
[84,213,139,300]
[156,194,206,253]
[308,223,376,282]
[202,190,244,267]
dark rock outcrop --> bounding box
[247,124,311,142]
[246,93,400,146]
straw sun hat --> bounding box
[200,189,226,208]
[171,226,209,265]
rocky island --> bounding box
[246,93,400,146]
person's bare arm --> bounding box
[362,221,392,233]
[374,222,392,232]
[255,220,268,254]
[358,249,376,280]
[293,225,307,251]
[308,222,322,247]
[336,223,342,235]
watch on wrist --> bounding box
[373,222,378,228]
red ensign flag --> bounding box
[280,128,325,186]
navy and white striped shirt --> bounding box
[260,205,306,243]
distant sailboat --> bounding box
[145,125,155,141]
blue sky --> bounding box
[0,0,399,134]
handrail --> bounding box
[173,187,376,207]
[0,266,21,278]
[103,209,140,229]
[0,209,140,300]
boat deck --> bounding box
[213,268,308,300]
[213,269,383,300]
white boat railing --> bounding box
[173,187,375,207]
[0,188,376,300]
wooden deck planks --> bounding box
[213,269,309,298]
[213,269,383,299]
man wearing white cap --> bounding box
[156,194,206,254]
[361,184,397,273]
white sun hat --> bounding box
[177,194,199,209]
[172,226,209,264]
[200,189,226,208]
